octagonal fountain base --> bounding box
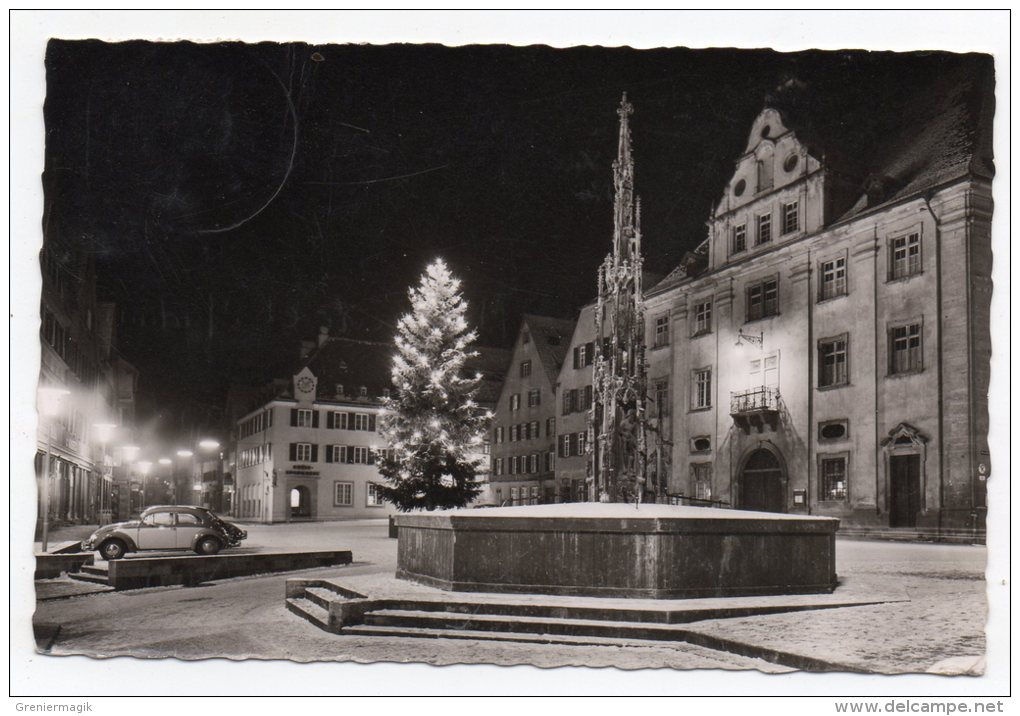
[395,503,839,599]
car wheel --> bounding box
[99,539,127,561]
[195,536,221,555]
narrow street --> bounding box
[33,520,988,672]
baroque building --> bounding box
[519,60,992,541]
[232,328,508,521]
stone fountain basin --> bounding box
[395,503,839,599]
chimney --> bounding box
[318,325,330,347]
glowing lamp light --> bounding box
[137,461,152,475]
[176,449,193,458]
[122,445,140,461]
[93,422,118,443]
[198,439,220,450]
[37,386,70,418]
[158,458,172,466]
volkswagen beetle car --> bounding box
[82,505,247,561]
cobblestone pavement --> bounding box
[33,519,988,673]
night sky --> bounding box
[42,41,971,422]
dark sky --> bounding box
[42,41,969,419]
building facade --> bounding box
[489,315,575,506]
[37,243,138,526]
[504,63,992,540]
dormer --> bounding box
[706,107,827,270]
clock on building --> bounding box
[296,376,315,394]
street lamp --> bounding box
[38,386,70,552]
[94,423,117,524]
[198,439,221,512]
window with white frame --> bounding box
[328,445,346,463]
[510,424,519,442]
[890,233,921,280]
[529,453,539,474]
[693,299,712,336]
[334,482,353,507]
[653,314,670,347]
[820,256,847,300]
[351,446,371,464]
[691,463,712,501]
[294,443,312,461]
[366,483,384,506]
[353,413,371,431]
[782,201,799,235]
[756,212,772,245]
[528,388,541,407]
[520,360,532,378]
[510,393,520,411]
[732,223,747,254]
[494,457,503,476]
[747,277,779,320]
[296,409,314,427]
[495,426,504,444]
[530,420,539,439]
[692,368,712,409]
[889,322,923,374]
[820,456,848,501]
[546,417,555,437]
[818,335,849,388]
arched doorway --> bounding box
[740,448,786,513]
[290,486,311,518]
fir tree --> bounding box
[377,259,490,511]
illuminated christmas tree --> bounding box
[376,259,489,511]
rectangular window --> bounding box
[691,463,712,501]
[732,223,747,254]
[576,431,587,456]
[562,390,574,416]
[334,482,353,507]
[520,360,532,378]
[890,233,921,280]
[652,314,670,347]
[327,445,347,463]
[546,451,555,472]
[528,388,541,407]
[692,368,712,410]
[529,453,539,474]
[818,335,849,388]
[295,443,312,462]
[693,300,712,336]
[747,277,779,321]
[351,446,371,464]
[890,322,923,374]
[511,486,520,505]
[820,457,848,501]
[560,434,571,458]
[296,409,314,427]
[530,420,539,440]
[782,201,799,235]
[820,257,847,300]
[495,426,504,444]
[546,417,556,437]
[655,379,670,417]
[494,457,504,476]
[353,413,370,431]
[366,483,384,507]
[510,424,519,442]
[510,393,520,411]
[756,212,772,245]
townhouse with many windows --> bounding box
[489,315,575,506]
[647,59,992,538]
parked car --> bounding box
[82,505,247,561]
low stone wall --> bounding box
[396,504,839,599]
[107,550,352,590]
[35,553,94,580]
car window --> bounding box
[176,513,202,525]
[143,512,174,527]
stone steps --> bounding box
[68,570,110,586]
[361,608,697,642]
[285,597,331,630]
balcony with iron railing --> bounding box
[729,386,780,433]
